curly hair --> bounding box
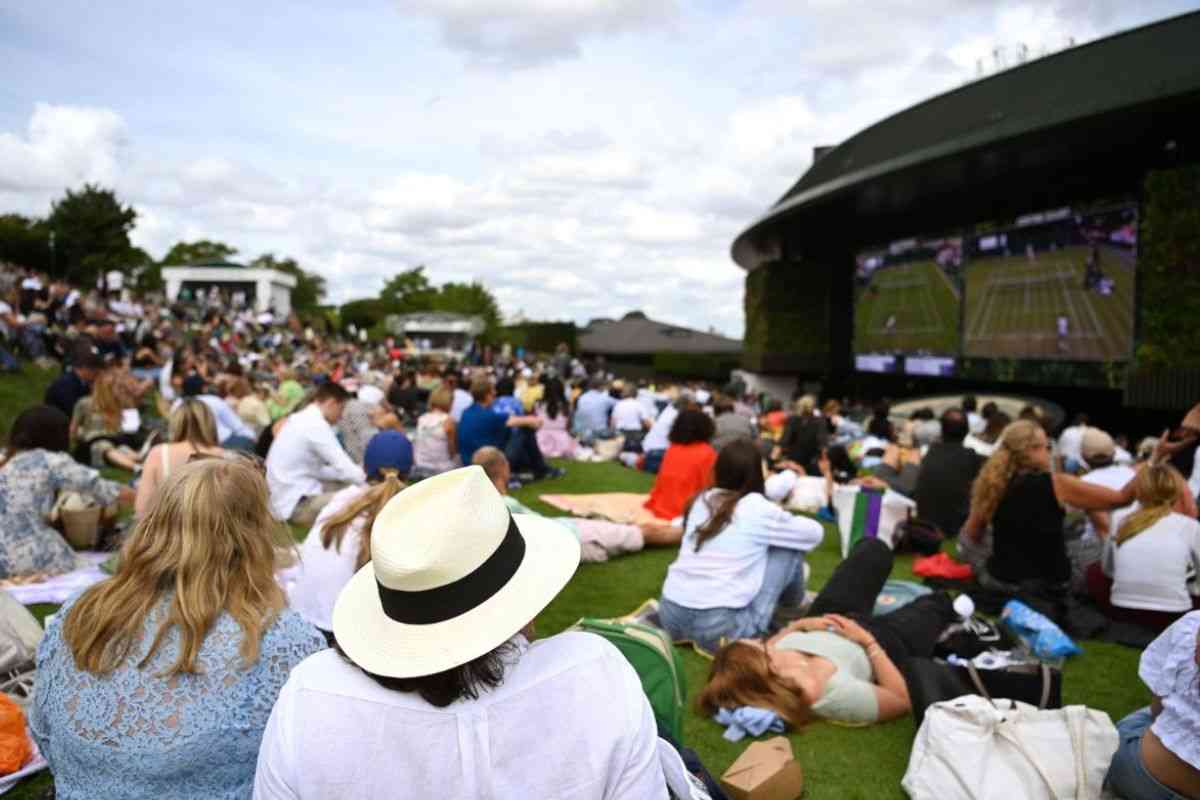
[969,419,1045,525]
[669,409,715,445]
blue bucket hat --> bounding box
[363,430,414,481]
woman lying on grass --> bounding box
[699,538,959,725]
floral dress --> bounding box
[0,449,122,578]
[30,597,325,800]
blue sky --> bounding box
[1,1,1193,336]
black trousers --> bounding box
[809,538,957,666]
[505,427,550,477]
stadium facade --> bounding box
[732,11,1200,411]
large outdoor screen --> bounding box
[853,236,962,367]
[962,203,1137,361]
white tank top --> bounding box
[414,411,455,472]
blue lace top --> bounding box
[29,595,325,800]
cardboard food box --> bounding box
[720,736,804,800]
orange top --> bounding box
[644,442,717,521]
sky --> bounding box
[1,1,1193,337]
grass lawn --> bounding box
[0,367,1150,798]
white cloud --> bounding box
[407,0,678,67]
[0,103,126,201]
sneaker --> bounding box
[545,467,566,480]
[507,478,524,491]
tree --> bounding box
[432,281,503,342]
[159,240,238,266]
[249,253,326,312]
[380,266,436,312]
[0,214,52,271]
[46,184,137,285]
[339,298,390,332]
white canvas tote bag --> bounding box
[902,694,1118,800]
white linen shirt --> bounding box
[661,490,824,610]
[266,405,366,520]
[1139,611,1200,769]
[285,485,367,631]
[1081,464,1136,540]
[252,635,668,800]
[1103,512,1200,612]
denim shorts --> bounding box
[1106,708,1190,800]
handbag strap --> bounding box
[965,662,1053,710]
[964,663,994,705]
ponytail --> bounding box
[1115,463,1179,546]
[319,469,406,569]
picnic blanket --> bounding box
[539,493,659,525]
[0,552,109,605]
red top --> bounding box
[644,442,717,521]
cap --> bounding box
[70,339,103,370]
[1080,427,1115,462]
[363,430,414,481]
[764,470,799,503]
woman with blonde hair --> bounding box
[287,431,413,640]
[1088,462,1200,631]
[412,385,458,476]
[30,458,324,799]
[960,419,1142,592]
[134,398,229,517]
[70,368,141,471]
[698,538,958,726]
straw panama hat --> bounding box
[332,465,581,678]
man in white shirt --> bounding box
[445,371,473,423]
[266,382,366,525]
[611,385,650,451]
[641,395,692,473]
[962,395,986,435]
[253,466,668,799]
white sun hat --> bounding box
[332,465,581,678]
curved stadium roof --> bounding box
[731,10,1200,270]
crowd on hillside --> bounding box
[1,261,1199,798]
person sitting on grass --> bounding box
[70,368,143,472]
[1087,462,1200,633]
[643,409,718,522]
[30,458,325,800]
[698,538,959,725]
[658,440,825,653]
[1105,610,1200,800]
[534,377,577,459]
[412,385,459,476]
[457,377,560,484]
[472,446,677,560]
[958,420,1165,597]
[265,381,366,526]
[288,431,413,641]
[252,466,669,798]
[134,398,229,517]
[0,405,133,579]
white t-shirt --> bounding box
[642,404,678,453]
[1139,611,1200,769]
[1081,464,1136,540]
[286,485,368,631]
[252,636,668,799]
[662,490,824,610]
[611,398,646,432]
[1103,512,1200,612]
[449,388,473,423]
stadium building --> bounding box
[732,11,1200,417]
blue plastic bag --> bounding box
[1000,599,1082,659]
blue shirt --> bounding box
[574,390,616,435]
[458,403,509,466]
[493,395,525,417]
[30,596,325,800]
